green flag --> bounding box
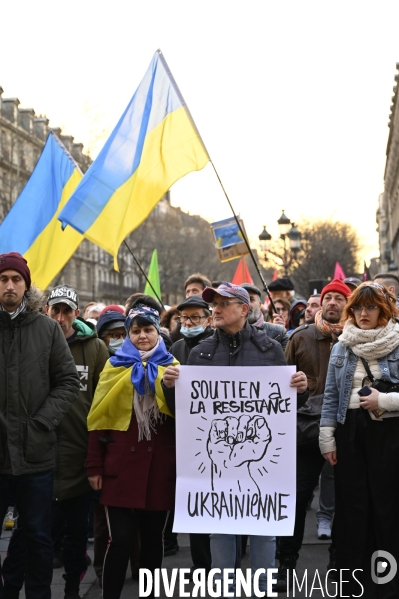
[144,249,161,300]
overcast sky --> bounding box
[2,0,399,268]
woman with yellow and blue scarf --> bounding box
[86,305,178,599]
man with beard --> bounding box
[275,279,351,591]
[241,283,289,350]
[0,253,79,599]
[304,294,321,324]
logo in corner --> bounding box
[371,550,397,585]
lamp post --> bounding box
[258,211,301,276]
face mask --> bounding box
[181,325,204,338]
[109,338,124,350]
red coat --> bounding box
[85,415,176,510]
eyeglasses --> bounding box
[105,332,126,340]
[275,307,288,313]
[178,315,208,324]
[351,305,378,313]
[211,300,243,309]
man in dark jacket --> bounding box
[163,282,308,595]
[170,295,213,364]
[45,285,108,598]
[3,284,108,599]
[167,295,213,568]
[0,253,80,599]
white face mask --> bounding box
[108,338,124,350]
[180,325,205,338]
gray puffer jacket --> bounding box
[0,287,80,475]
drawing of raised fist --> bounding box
[206,415,271,493]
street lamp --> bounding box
[287,223,301,253]
[259,226,272,258]
[277,210,291,236]
[258,211,301,276]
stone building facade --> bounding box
[378,63,399,273]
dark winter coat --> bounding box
[170,326,214,365]
[187,321,288,367]
[163,322,308,413]
[188,321,309,407]
[285,323,332,397]
[262,322,289,350]
[85,416,176,510]
[53,318,109,501]
[0,287,80,475]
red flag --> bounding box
[334,262,346,280]
[231,257,254,285]
[272,268,278,281]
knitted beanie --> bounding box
[0,252,31,289]
[320,278,351,303]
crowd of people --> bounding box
[0,250,399,598]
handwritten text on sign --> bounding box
[174,365,296,535]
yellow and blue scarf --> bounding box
[87,337,178,431]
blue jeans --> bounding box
[0,470,53,599]
[210,534,275,595]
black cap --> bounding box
[268,277,294,291]
[241,283,261,297]
[177,295,210,311]
[47,284,79,309]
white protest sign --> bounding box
[173,365,297,536]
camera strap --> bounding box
[360,357,375,383]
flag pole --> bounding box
[158,49,275,311]
[123,241,165,310]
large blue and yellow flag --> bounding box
[0,132,83,289]
[59,49,210,269]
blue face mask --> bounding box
[180,325,205,338]
[109,338,124,350]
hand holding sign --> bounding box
[207,415,271,494]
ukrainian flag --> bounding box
[0,133,83,289]
[59,50,209,270]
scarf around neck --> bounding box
[110,336,174,394]
[0,296,26,320]
[315,309,344,341]
[339,318,399,360]
[109,336,175,440]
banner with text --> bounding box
[174,365,297,535]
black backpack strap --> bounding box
[360,356,374,382]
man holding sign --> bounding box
[163,282,308,595]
